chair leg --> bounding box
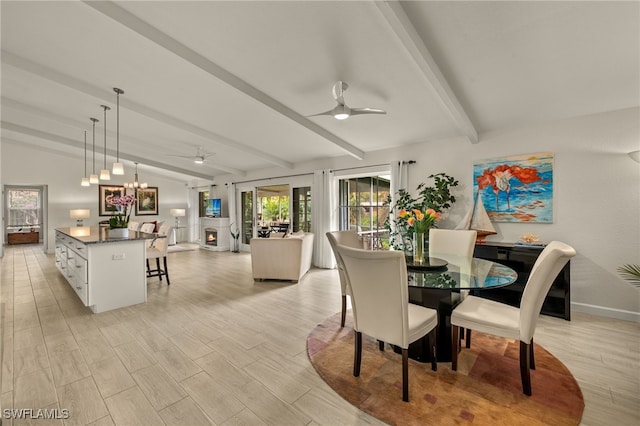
[378,340,384,351]
[530,338,535,370]
[465,328,472,348]
[520,341,532,396]
[353,331,362,377]
[451,325,460,371]
[402,348,409,402]
[163,256,170,285]
[428,329,437,371]
[146,259,150,276]
[156,258,162,281]
[341,295,347,327]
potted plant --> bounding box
[105,194,136,237]
[230,224,240,253]
[618,264,640,287]
[384,173,459,253]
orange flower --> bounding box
[399,209,409,218]
[407,217,415,226]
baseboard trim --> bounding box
[571,302,640,323]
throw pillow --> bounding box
[143,221,157,232]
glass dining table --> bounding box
[403,255,517,362]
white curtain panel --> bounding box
[226,182,237,252]
[312,169,336,268]
[389,161,409,250]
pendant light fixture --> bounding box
[89,117,99,184]
[124,162,147,189]
[100,105,111,181]
[81,130,90,187]
[112,88,125,175]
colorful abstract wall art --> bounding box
[473,152,554,223]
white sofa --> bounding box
[250,232,314,283]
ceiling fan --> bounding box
[309,81,386,120]
[167,148,214,164]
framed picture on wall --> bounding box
[135,187,158,216]
[99,185,127,216]
[473,152,554,223]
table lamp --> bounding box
[170,208,186,228]
[70,209,90,227]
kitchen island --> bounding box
[55,227,157,313]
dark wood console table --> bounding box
[7,231,39,245]
[473,242,571,320]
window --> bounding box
[6,188,42,230]
[198,191,209,217]
[292,186,311,232]
[338,176,390,249]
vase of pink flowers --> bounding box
[105,194,136,236]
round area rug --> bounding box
[307,312,584,425]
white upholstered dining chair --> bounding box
[326,231,362,327]
[428,229,477,260]
[146,223,173,285]
[337,245,438,402]
[451,240,576,396]
[429,228,477,346]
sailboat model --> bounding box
[456,191,496,242]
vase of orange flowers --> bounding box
[384,173,458,253]
[398,208,442,264]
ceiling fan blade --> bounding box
[350,107,387,116]
[307,109,336,118]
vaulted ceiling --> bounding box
[2,1,638,183]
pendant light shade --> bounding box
[89,117,99,184]
[81,130,90,187]
[112,88,125,175]
[100,105,111,181]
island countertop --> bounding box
[56,226,158,244]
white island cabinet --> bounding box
[55,227,154,313]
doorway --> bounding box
[256,185,290,236]
[3,185,48,250]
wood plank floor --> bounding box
[1,244,638,425]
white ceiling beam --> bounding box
[1,97,244,176]
[1,121,222,180]
[1,51,273,171]
[84,0,366,160]
[375,1,479,144]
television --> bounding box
[206,198,222,217]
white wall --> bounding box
[1,142,192,253]
[3,108,638,320]
[215,108,640,320]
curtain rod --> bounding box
[331,160,416,173]
[229,161,416,185]
[230,172,313,185]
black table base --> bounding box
[393,288,462,362]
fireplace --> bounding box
[205,228,218,246]
[199,217,230,252]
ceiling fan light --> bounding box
[194,158,204,164]
[334,113,350,120]
[112,162,124,175]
